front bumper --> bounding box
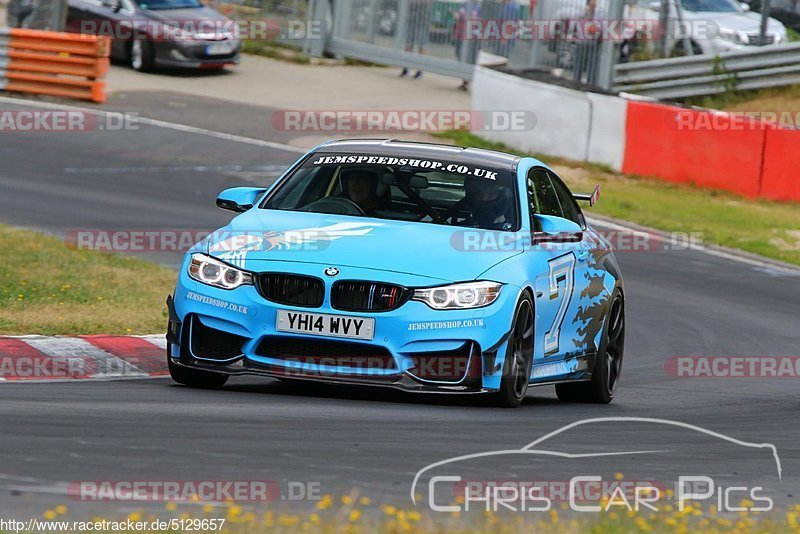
[168,259,521,393]
[153,39,241,69]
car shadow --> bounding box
[204,378,563,409]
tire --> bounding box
[670,40,703,58]
[168,357,228,389]
[555,288,625,404]
[492,293,535,408]
[130,38,155,72]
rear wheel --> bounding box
[168,357,228,389]
[492,293,534,408]
[556,289,624,403]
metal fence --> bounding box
[232,0,624,87]
[3,0,67,30]
[614,41,800,98]
[326,0,623,86]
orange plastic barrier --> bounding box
[760,129,800,202]
[622,101,767,199]
[0,28,110,103]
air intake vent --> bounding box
[256,273,324,308]
[189,316,247,361]
[331,281,409,312]
[256,336,397,371]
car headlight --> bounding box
[718,29,747,44]
[412,281,502,310]
[188,253,253,290]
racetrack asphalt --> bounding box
[0,94,798,518]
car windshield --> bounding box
[133,0,202,10]
[264,153,519,231]
[681,0,740,12]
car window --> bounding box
[133,0,202,9]
[549,171,585,227]
[681,0,740,12]
[527,168,563,219]
[264,155,519,231]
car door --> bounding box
[526,168,592,378]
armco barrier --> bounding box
[621,101,767,199]
[0,28,110,103]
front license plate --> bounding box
[276,310,375,340]
[206,42,234,55]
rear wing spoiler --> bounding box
[573,185,601,207]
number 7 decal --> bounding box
[544,252,576,355]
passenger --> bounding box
[449,176,514,228]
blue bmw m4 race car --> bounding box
[166,139,625,407]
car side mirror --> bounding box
[531,214,583,244]
[216,187,267,213]
[740,2,750,10]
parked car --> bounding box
[553,0,787,61]
[626,0,789,56]
[66,0,241,71]
[745,0,800,33]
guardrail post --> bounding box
[394,0,410,51]
[308,0,329,58]
[597,0,623,90]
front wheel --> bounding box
[130,38,155,72]
[492,293,534,408]
[556,288,625,403]
[168,358,228,389]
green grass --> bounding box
[0,225,174,335]
[435,131,800,266]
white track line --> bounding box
[587,215,800,276]
[0,95,307,153]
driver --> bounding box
[449,176,514,229]
[342,169,381,215]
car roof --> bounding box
[313,139,521,172]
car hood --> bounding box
[140,6,231,26]
[201,210,521,282]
